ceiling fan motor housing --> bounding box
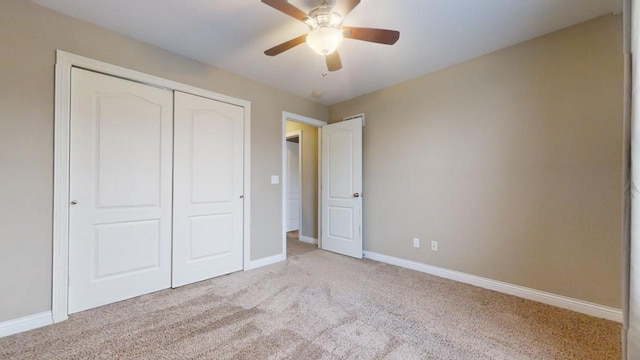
[305,6,343,30]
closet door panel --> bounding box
[68,68,173,313]
[172,91,244,287]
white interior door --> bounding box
[321,117,363,258]
[286,139,301,232]
[172,91,244,288]
[68,68,173,313]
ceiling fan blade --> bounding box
[326,51,342,72]
[342,26,400,45]
[264,34,307,56]
[336,0,361,17]
[262,0,309,23]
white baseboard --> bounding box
[299,235,318,245]
[363,251,623,323]
[0,311,53,338]
[245,253,285,271]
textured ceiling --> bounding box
[32,0,622,105]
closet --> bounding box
[67,68,244,313]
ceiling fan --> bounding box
[262,0,400,72]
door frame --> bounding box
[281,112,326,258]
[52,51,252,323]
[285,130,303,233]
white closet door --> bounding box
[68,68,173,313]
[172,91,244,287]
[286,140,300,232]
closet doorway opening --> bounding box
[52,51,251,322]
[281,112,326,258]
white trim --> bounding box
[53,50,252,323]
[245,254,284,270]
[317,128,322,249]
[283,111,327,127]
[0,312,53,338]
[242,103,252,279]
[285,132,301,140]
[281,112,326,260]
[52,51,72,324]
[364,251,623,323]
[299,235,318,245]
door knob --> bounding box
[70,200,78,205]
[353,193,360,198]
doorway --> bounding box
[281,112,326,258]
[280,112,365,260]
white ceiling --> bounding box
[32,0,621,105]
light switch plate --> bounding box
[271,175,279,184]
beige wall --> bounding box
[330,15,623,308]
[0,0,327,322]
[286,121,319,239]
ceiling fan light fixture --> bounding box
[262,0,399,72]
[306,26,343,55]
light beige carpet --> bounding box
[287,231,317,257]
[0,242,620,359]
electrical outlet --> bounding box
[413,238,420,248]
[431,240,438,252]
